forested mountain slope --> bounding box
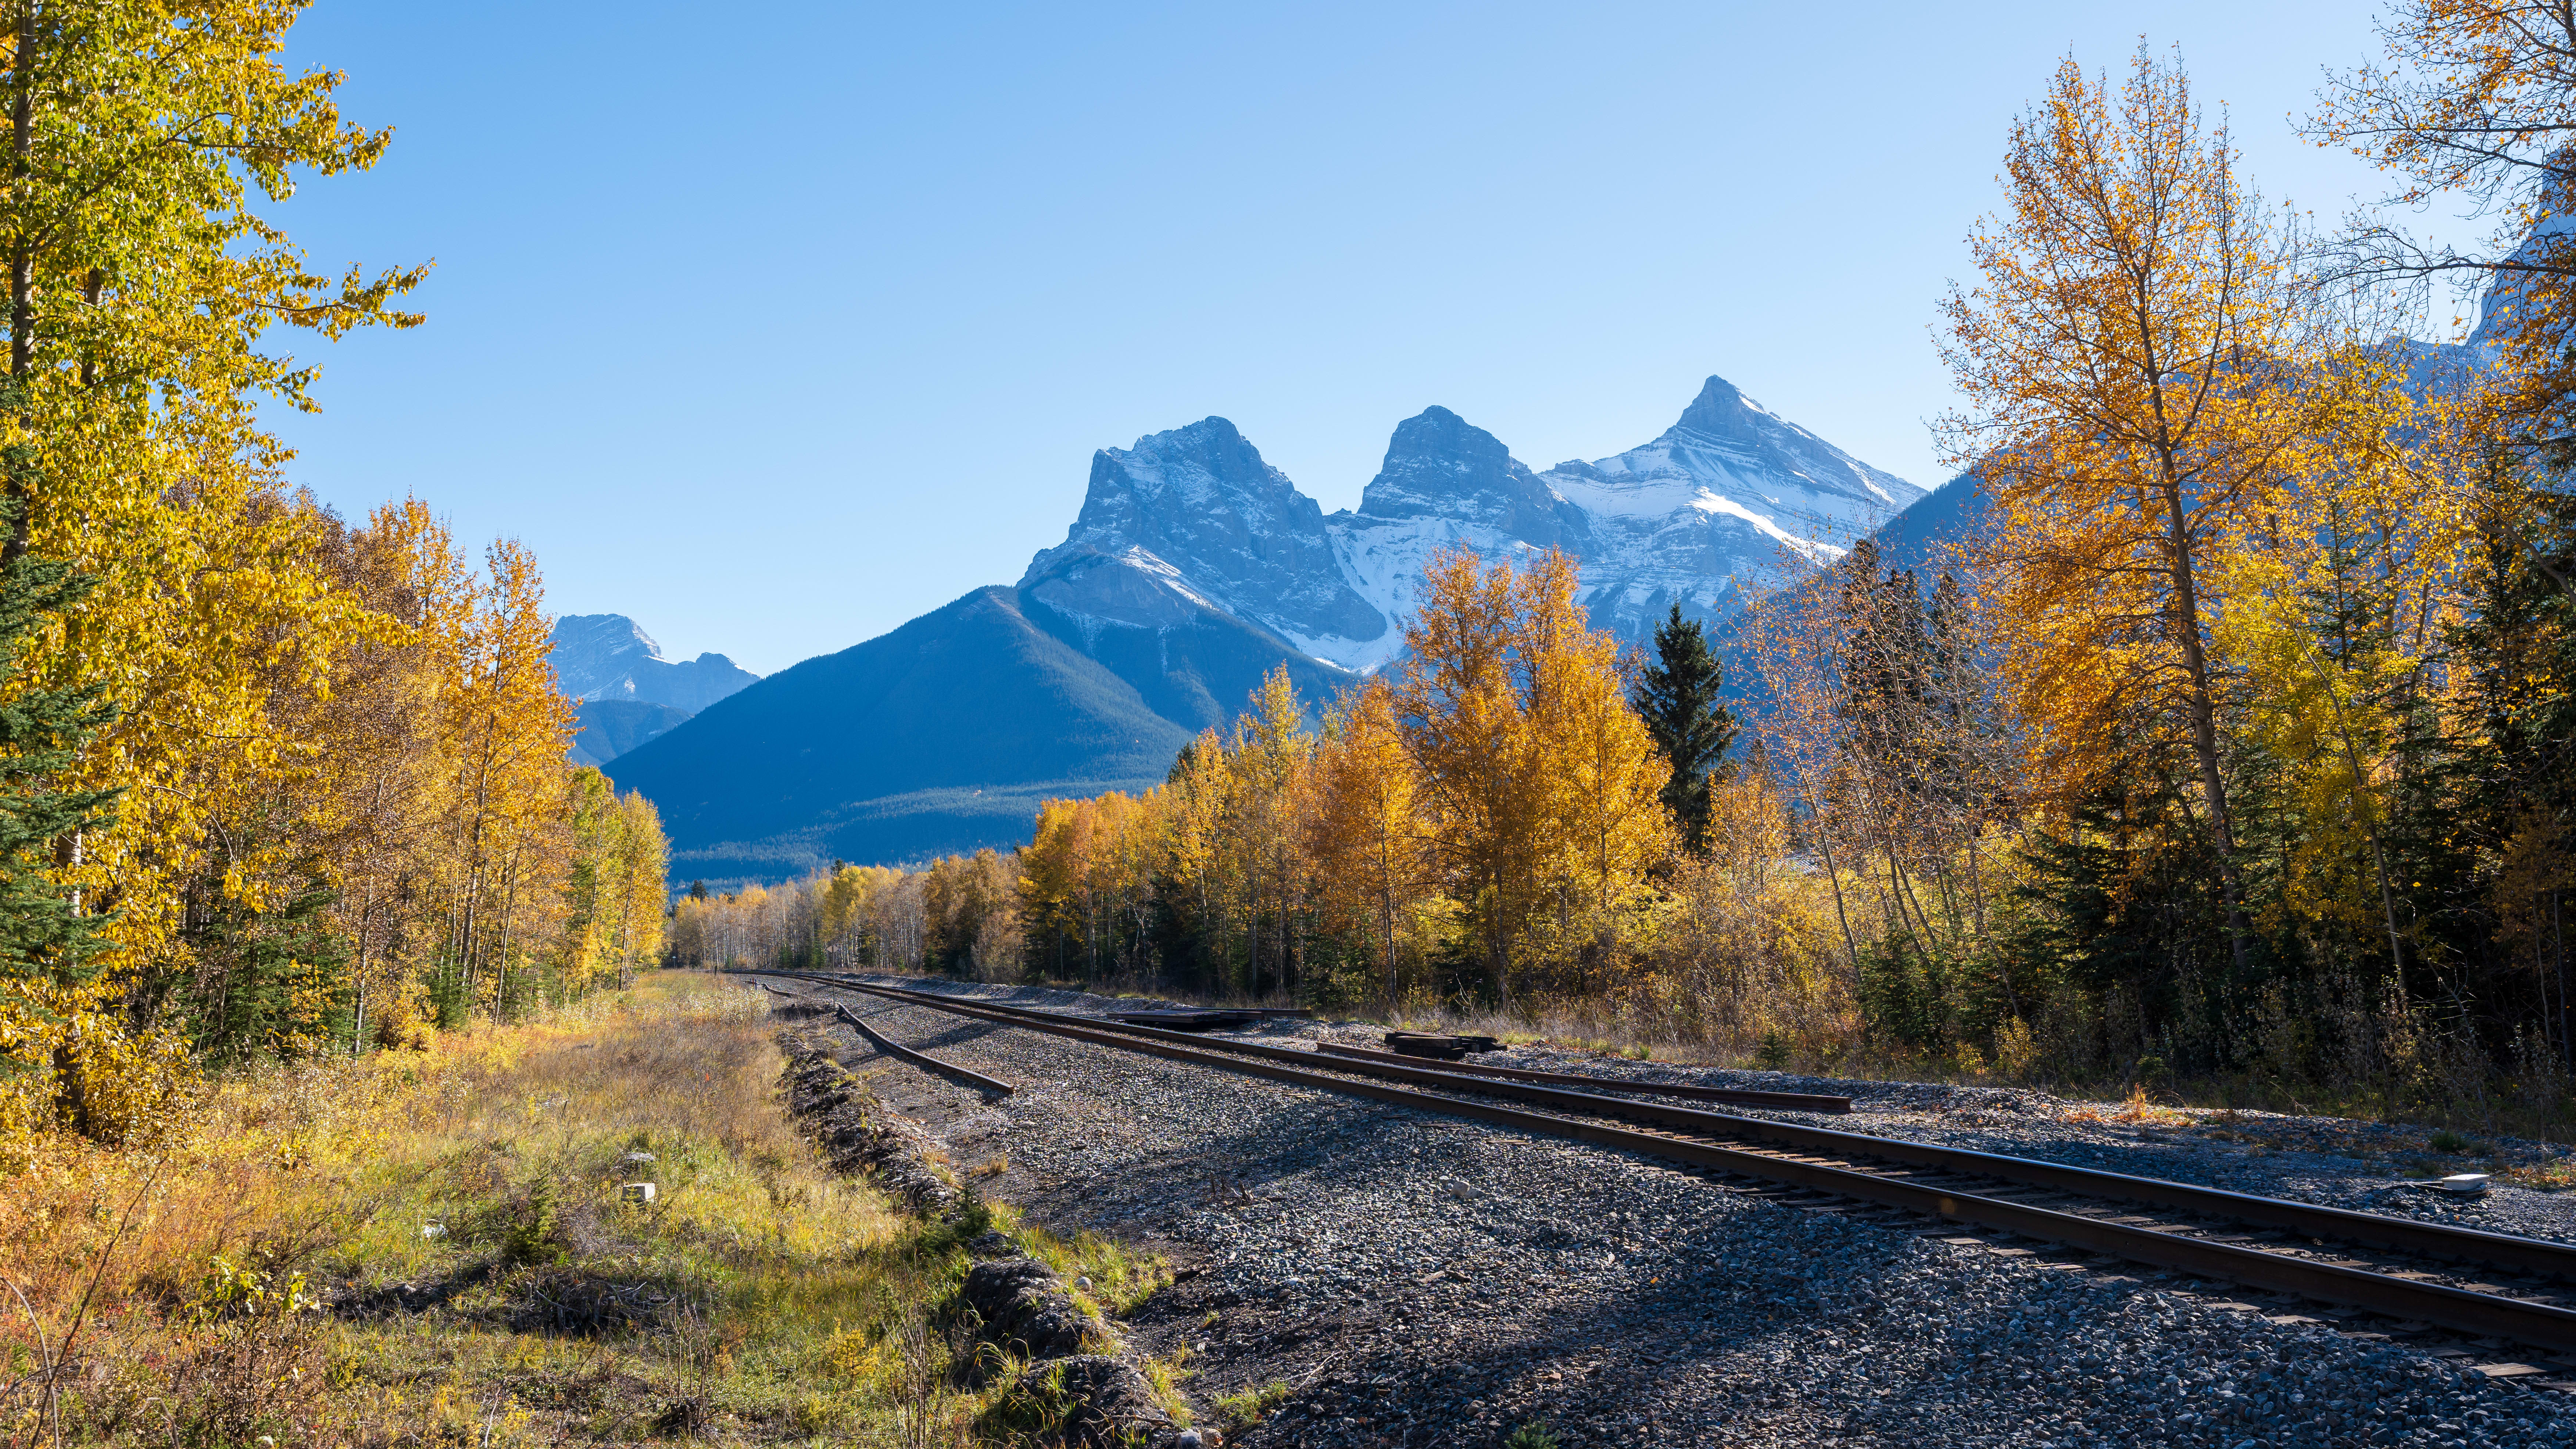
[602,583,1345,884]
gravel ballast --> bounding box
[769,973,2576,1447]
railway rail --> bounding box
[761,978,1017,1094]
[751,969,2576,1359]
[831,1002,1017,1095]
[1314,1039,1853,1112]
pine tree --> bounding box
[1631,603,1737,855]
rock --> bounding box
[960,1256,1098,1363]
[983,1354,1181,1448]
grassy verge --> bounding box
[0,971,1162,1446]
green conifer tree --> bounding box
[0,555,118,983]
[0,554,122,1130]
[1630,602,1737,855]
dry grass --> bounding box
[0,971,1042,1446]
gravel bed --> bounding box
[849,974,2576,1245]
[786,974,2576,1446]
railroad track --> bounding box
[752,969,2576,1364]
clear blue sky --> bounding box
[266,1,2466,675]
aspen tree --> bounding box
[1394,548,1671,1001]
[610,795,666,985]
[1518,552,1672,918]
[1395,549,1541,1001]
[1307,679,1428,995]
[2308,0,2576,423]
[1941,48,2306,973]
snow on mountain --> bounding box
[1018,417,1388,655]
[548,614,761,714]
[1020,373,1925,675]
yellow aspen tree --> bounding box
[1307,677,1429,994]
[1228,666,1312,996]
[2217,340,2480,967]
[310,500,466,1049]
[2307,0,2576,430]
[1161,729,1232,979]
[1394,548,1538,1001]
[1020,799,1085,978]
[1395,547,1658,999]
[611,790,668,986]
[432,538,575,1017]
[1940,47,2307,971]
[1514,549,1674,919]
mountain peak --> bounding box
[1383,405,1513,466]
[1670,374,1770,438]
[1356,407,1580,540]
[552,614,667,687]
[1124,415,1252,461]
[548,613,760,712]
[1022,414,1387,655]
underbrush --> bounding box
[0,971,1149,1446]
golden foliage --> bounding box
[1395,548,1671,998]
[1939,49,2303,830]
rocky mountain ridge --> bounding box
[551,614,761,712]
[1024,373,1925,672]
[550,614,761,768]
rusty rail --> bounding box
[1316,1041,1851,1113]
[831,1003,1016,1096]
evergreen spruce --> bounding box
[0,555,119,988]
[182,881,348,1066]
[0,554,121,1132]
[1630,603,1737,854]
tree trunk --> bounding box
[6,0,35,565]
[2154,470,2254,975]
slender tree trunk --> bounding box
[5,0,33,565]
[496,841,522,1020]
[1785,757,1865,975]
[2153,465,2253,975]
[2557,887,2570,1065]
[350,881,376,1055]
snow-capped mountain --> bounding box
[549,614,761,713]
[1020,374,1924,673]
[1019,418,1387,653]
